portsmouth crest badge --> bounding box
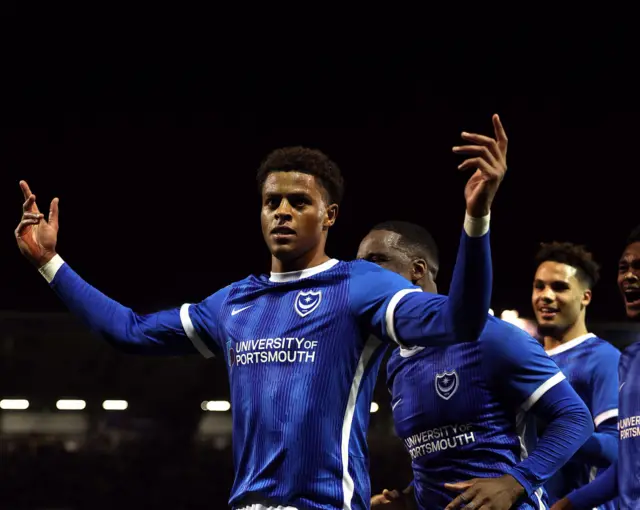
[294,289,322,317]
[434,370,459,400]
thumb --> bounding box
[382,489,401,500]
[48,197,60,230]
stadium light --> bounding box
[202,400,231,412]
[370,402,379,413]
[56,399,86,410]
[0,399,29,410]
[102,400,128,411]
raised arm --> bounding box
[444,113,508,341]
[364,115,507,347]
[14,180,219,357]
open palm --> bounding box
[15,180,59,266]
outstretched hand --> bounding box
[15,180,60,267]
[454,114,508,218]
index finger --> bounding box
[20,180,33,200]
[492,114,508,144]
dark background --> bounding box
[2,13,639,509]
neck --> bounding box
[543,320,589,352]
[271,247,330,274]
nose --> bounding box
[274,200,293,223]
[623,270,639,283]
[538,287,554,302]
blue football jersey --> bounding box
[181,258,482,509]
[618,340,640,509]
[545,333,620,510]
[43,224,491,509]
[386,316,565,510]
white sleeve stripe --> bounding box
[385,288,421,346]
[521,372,566,412]
[179,303,215,359]
[594,409,619,428]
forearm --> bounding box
[507,382,594,496]
[567,463,618,509]
[41,255,194,355]
[574,425,618,467]
[445,212,492,341]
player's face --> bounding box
[618,241,640,320]
[356,230,414,282]
[532,261,590,335]
[261,171,337,263]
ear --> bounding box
[323,204,339,230]
[581,288,592,307]
[411,259,427,282]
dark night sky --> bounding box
[3,24,639,324]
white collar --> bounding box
[269,258,339,282]
[546,333,596,356]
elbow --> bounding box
[574,402,595,440]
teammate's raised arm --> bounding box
[14,180,219,356]
[444,113,508,341]
[352,115,508,347]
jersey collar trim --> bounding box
[269,258,339,282]
[546,332,596,356]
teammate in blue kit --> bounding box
[15,116,504,510]
[362,225,594,509]
[552,225,640,510]
[532,242,619,509]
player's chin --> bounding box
[625,304,640,321]
[536,322,560,337]
[270,242,300,260]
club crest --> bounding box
[435,370,459,400]
[294,289,322,317]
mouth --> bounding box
[270,226,296,239]
[537,306,559,321]
[624,288,640,308]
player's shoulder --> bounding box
[583,335,621,367]
[589,335,621,356]
[479,315,544,355]
[347,258,391,277]
[347,259,424,290]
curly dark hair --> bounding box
[256,146,345,205]
[626,224,640,247]
[535,241,600,288]
[371,220,439,279]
